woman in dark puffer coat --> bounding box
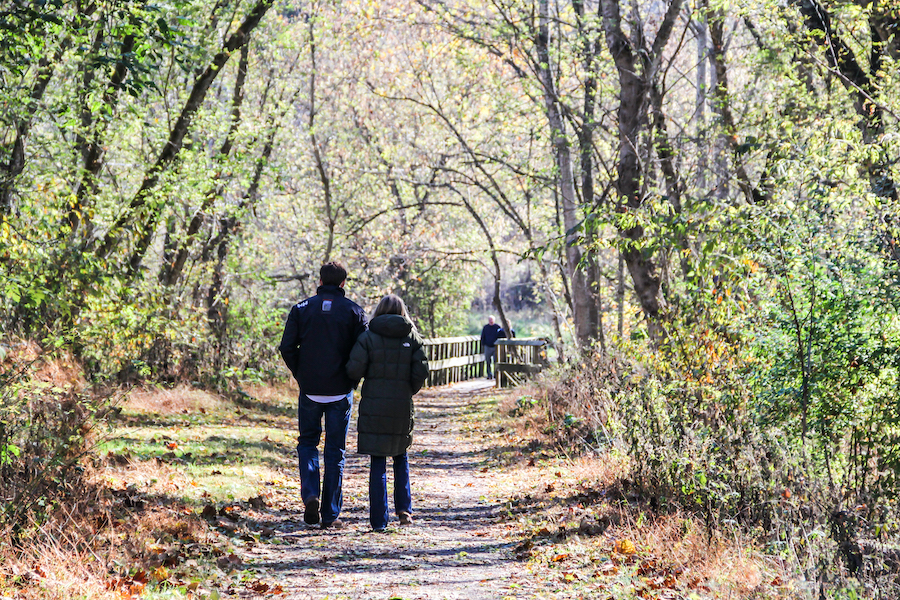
[346,294,429,531]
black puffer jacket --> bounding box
[346,314,429,457]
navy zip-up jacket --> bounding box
[480,323,506,348]
[279,284,368,396]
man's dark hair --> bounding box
[320,262,347,286]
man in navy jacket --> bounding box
[279,262,367,529]
[480,315,507,379]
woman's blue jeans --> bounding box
[297,393,352,525]
[369,453,411,530]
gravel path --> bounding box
[246,380,537,600]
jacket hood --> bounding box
[369,314,413,338]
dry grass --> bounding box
[622,513,771,595]
[123,384,230,414]
[242,379,297,403]
[1,537,118,599]
[0,354,257,600]
[2,339,87,391]
[484,381,792,599]
[1,472,118,600]
[493,448,788,598]
[99,450,193,491]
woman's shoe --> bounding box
[398,512,413,526]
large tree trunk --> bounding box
[574,0,606,352]
[536,0,598,348]
[599,0,684,339]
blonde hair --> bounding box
[372,294,410,319]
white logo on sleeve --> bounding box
[403,342,410,347]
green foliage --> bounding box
[399,257,479,337]
[745,187,900,504]
[531,175,900,589]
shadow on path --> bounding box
[245,380,539,600]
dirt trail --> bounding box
[246,380,538,600]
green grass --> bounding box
[97,389,297,506]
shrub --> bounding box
[0,340,112,533]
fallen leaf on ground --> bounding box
[597,561,618,576]
[614,539,637,555]
[216,554,243,571]
[637,559,657,575]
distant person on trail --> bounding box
[480,315,507,379]
[279,262,367,530]
[346,294,429,532]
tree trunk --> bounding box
[706,6,770,206]
[307,15,337,264]
[536,0,597,348]
[159,44,251,287]
[796,0,897,201]
[599,0,684,339]
[67,32,136,238]
[689,12,709,193]
[0,38,71,222]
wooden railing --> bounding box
[422,335,483,386]
[496,339,550,388]
[422,335,548,387]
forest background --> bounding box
[1,0,899,597]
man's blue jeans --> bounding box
[369,453,411,530]
[484,345,497,378]
[297,392,352,524]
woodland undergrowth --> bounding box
[0,342,254,599]
[526,324,900,599]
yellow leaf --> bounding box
[614,539,637,555]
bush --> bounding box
[530,306,900,594]
[0,340,112,534]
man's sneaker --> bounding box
[398,512,413,526]
[321,519,344,530]
[303,499,320,525]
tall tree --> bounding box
[599,0,684,338]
